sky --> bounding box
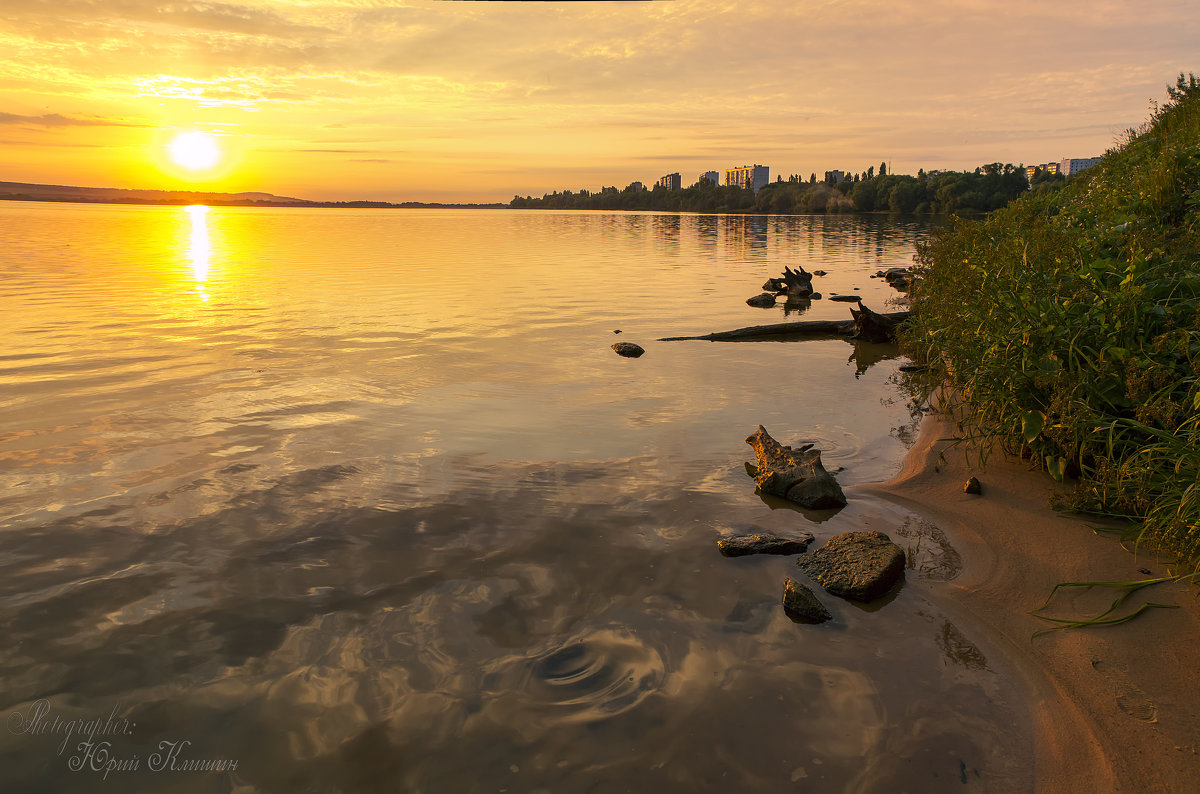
[1,0,1197,203]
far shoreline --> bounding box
[0,194,509,210]
[0,195,975,217]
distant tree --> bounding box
[879,161,887,176]
[867,166,875,179]
[1166,72,1199,104]
[809,173,816,184]
[886,180,923,213]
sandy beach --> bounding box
[857,410,1200,792]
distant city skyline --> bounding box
[0,1,1195,203]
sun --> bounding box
[168,131,221,171]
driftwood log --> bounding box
[659,305,910,342]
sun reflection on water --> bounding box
[185,204,211,300]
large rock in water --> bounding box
[718,532,814,557]
[612,342,645,358]
[796,531,905,602]
[782,578,832,623]
[745,425,847,509]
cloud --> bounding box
[0,0,1197,199]
[0,112,145,127]
[0,0,330,39]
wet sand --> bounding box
[857,411,1200,792]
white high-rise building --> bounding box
[1060,157,1102,176]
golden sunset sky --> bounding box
[1,0,1196,202]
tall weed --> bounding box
[903,74,1200,569]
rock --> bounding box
[797,531,906,602]
[882,268,914,291]
[746,292,777,308]
[613,329,622,334]
[783,578,832,623]
[612,342,645,358]
[745,425,847,509]
[718,532,815,557]
[964,477,982,495]
[812,270,827,276]
[829,294,860,302]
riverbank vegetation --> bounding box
[509,162,1034,214]
[903,74,1200,569]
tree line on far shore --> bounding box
[508,162,1067,214]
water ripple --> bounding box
[485,628,665,727]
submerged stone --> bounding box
[718,532,815,557]
[796,530,905,602]
[746,292,777,308]
[782,578,832,623]
[612,342,645,358]
[745,425,847,509]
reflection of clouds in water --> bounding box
[0,453,1026,792]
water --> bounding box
[0,203,1028,792]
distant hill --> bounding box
[0,181,310,205]
[0,180,506,209]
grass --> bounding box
[902,73,1200,576]
[1030,575,1189,638]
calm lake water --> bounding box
[0,203,1029,792]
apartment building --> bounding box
[658,173,682,191]
[1025,162,1061,182]
[726,164,769,192]
[1060,157,1102,176]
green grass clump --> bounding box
[903,73,1200,570]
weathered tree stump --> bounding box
[850,303,907,343]
[782,265,814,298]
[745,425,846,509]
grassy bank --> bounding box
[903,74,1200,569]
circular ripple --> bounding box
[489,629,666,726]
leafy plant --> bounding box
[902,74,1200,574]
